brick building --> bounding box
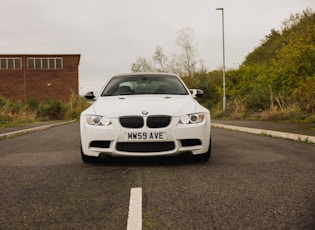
[0,54,80,102]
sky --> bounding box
[1,0,314,94]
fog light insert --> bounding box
[181,139,202,147]
[90,141,110,148]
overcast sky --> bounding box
[1,0,314,94]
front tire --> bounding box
[196,138,211,162]
[81,144,98,163]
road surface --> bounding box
[0,122,314,229]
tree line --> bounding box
[131,27,204,77]
[131,9,315,122]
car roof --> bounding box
[112,72,179,78]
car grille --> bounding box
[119,116,144,128]
[147,116,171,128]
[119,115,171,129]
[116,142,175,152]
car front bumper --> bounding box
[80,115,211,158]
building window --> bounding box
[27,58,63,70]
[35,59,41,69]
[15,59,21,69]
[0,58,22,69]
[42,59,48,69]
[28,59,35,69]
[56,58,62,69]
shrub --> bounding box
[26,97,39,111]
[0,96,6,108]
[0,93,90,127]
[66,91,90,120]
[249,105,307,122]
[0,96,37,126]
[37,99,65,120]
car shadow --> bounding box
[85,153,209,167]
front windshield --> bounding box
[101,75,189,96]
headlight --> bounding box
[180,113,205,124]
[86,115,111,126]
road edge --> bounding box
[0,120,77,141]
[212,123,315,144]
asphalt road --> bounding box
[0,122,314,229]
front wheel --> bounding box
[81,144,98,163]
[195,138,211,162]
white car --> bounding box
[80,73,211,163]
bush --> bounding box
[0,96,36,126]
[0,93,90,127]
[0,96,6,108]
[26,97,39,111]
[66,92,90,120]
[37,99,65,120]
[247,105,307,122]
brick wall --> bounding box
[0,54,80,102]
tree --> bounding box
[152,46,168,72]
[166,54,185,77]
[130,27,200,77]
[175,27,197,77]
[131,57,154,72]
[237,9,315,116]
[243,29,282,66]
[269,9,315,107]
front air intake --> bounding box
[116,142,175,152]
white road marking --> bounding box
[127,187,142,230]
[212,123,315,144]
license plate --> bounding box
[125,132,166,141]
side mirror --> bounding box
[84,91,95,100]
[190,89,204,98]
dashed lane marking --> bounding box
[127,187,142,230]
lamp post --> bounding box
[216,7,226,111]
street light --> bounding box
[216,7,226,111]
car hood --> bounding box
[90,95,204,117]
